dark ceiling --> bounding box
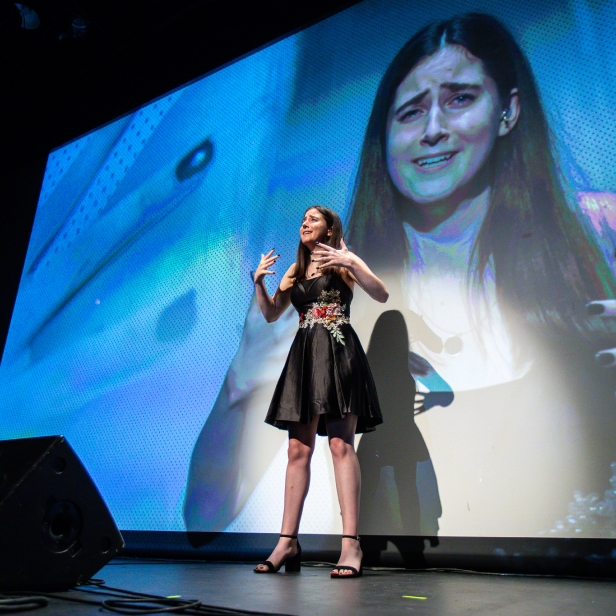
[2,0,356,166]
[0,0,357,349]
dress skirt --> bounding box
[265,274,382,436]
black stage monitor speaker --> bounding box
[0,435,124,591]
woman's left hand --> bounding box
[313,238,389,303]
[312,238,357,271]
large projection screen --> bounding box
[2,0,616,540]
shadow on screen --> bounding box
[358,310,442,565]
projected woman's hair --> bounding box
[347,12,615,349]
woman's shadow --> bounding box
[357,310,443,565]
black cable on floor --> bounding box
[101,597,203,614]
[90,580,293,615]
[2,591,103,610]
[87,579,294,615]
[0,595,48,613]
[4,580,293,616]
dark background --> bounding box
[0,0,356,354]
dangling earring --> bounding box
[501,110,510,130]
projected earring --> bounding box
[502,110,510,130]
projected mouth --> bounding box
[415,152,456,168]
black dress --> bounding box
[265,273,383,436]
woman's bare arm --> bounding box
[254,251,296,322]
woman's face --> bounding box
[300,208,331,246]
[386,45,503,205]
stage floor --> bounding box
[21,559,616,615]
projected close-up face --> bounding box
[386,45,510,207]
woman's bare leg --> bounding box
[326,414,362,576]
[255,414,319,571]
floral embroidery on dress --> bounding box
[299,289,350,345]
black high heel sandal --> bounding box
[330,535,363,579]
[254,534,302,573]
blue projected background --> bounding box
[2,0,616,537]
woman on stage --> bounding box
[252,206,388,577]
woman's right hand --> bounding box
[253,249,279,284]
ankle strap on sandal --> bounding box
[280,534,298,539]
[342,535,360,540]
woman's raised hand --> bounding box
[312,238,356,270]
[314,238,389,303]
[254,249,279,284]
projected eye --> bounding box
[449,93,475,107]
[398,108,422,123]
[175,138,214,181]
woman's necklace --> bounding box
[306,263,320,277]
